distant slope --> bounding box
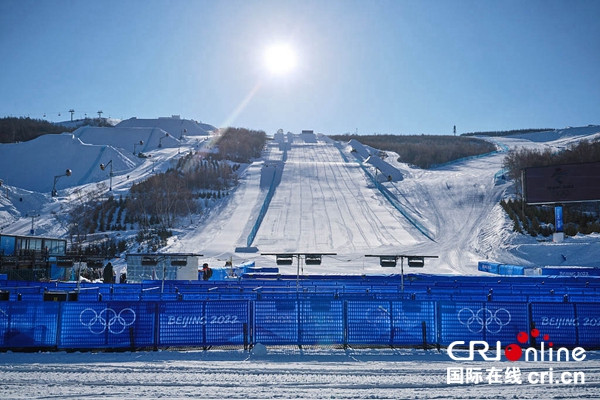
[116,116,214,137]
[0,134,137,193]
[329,134,497,169]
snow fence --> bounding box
[2,274,600,351]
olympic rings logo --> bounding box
[457,308,511,334]
[79,307,136,335]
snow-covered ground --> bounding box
[165,126,600,276]
[2,347,600,399]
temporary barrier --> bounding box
[530,303,577,347]
[575,303,600,347]
[478,262,500,275]
[438,302,529,346]
[2,273,600,350]
[58,302,156,349]
[541,267,600,277]
[0,302,59,348]
[1,298,600,351]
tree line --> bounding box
[461,128,553,137]
[501,138,600,237]
[501,199,600,237]
[330,134,496,169]
[502,139,600,195]
[212,127,267,163]
[0,117,75,143]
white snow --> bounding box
[116,116,214,137]
[1,348,600,399]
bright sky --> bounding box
[1,0,599,136]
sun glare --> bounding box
[264,44,297,75]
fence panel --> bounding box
[484,302,529,345]
[158,301,205,346]
[439,302,486,345]
[58,302,155,349]
[347,301,392,345]
[0,302,59,348]
[530,303,577,347]
[205,301,249,345]
[574,303,600,348]
[299,299,343,345]
[254,301,298,345]
[391,301,436,346]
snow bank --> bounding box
[0,134,137,193]
[117,116,213,137]
[73,126,181,153]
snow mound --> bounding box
[117,116,213,137]
[0,133,137,193]
[73,126,181,152]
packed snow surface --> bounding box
[1,348,600,399]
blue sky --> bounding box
[1,0,599,135]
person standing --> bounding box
[103,262,114,283]
[201,263,212,281]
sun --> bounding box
[264,43,297,75]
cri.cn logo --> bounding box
[448,329,586,362]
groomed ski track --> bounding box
[169,133,519,275]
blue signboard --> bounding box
[0,235,15,256]
[555,206,563,233]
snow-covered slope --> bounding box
[72,126,181,153]
[166,126,600,274]
[1,124,599,275]
[116,116,213,137]
[0,134,137,193]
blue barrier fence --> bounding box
[2,298,599,350]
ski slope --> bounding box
[168,127,600,275]
[254,136,421,252]
[1,124,600,276]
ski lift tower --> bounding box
[69,109,75,122]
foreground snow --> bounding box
[1,347,599,399]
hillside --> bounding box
[1,124,600,278]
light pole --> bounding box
[133,140,143,155]
[158,133,169,148]
[52,169,72,197]
[100,160,114,191]
[261,253,337,292]
[365,254,438,292]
